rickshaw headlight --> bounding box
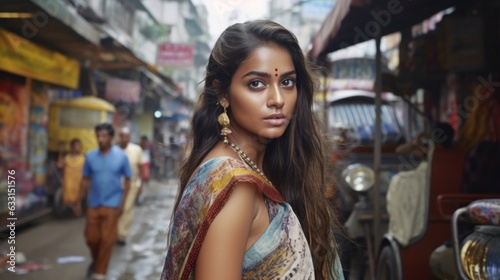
[342,164,375,193]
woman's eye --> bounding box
[249,80,265,89]
[282,78,295,88]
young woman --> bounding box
[162,20,344,280]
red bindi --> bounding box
[275,68,278,76]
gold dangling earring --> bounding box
[218,107,232,144]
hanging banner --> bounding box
[105,77,141,103]
[157,43,194,67]
[0,28,80,89]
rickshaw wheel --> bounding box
[376,245,398,280]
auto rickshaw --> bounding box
[48,96,116,153]
[46,96,115,217]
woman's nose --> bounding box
[267,84,284,108]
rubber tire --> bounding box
[376,245,399,280]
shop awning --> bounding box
[0,0,101,60]
[0,0,152,71]
[0,28,80,88]
[309,0,460,59]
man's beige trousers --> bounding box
[117,181,139,240]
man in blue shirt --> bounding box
[77,123,131,280]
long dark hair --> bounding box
[175,20,341,279]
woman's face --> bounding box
[225,44,297,140]
[71,142,82,153]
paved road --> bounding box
[0,179,178,280]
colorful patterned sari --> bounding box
[161,157,315,280]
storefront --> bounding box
[0,28,80,228]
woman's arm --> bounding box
[195,182,258,280]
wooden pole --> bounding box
[373,34,383,257]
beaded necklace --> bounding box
[226,141,273,186]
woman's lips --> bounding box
[263,118,286,126]
[264,114,286,126]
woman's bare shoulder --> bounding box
[200,142,240,165]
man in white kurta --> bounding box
[117,127,143,244]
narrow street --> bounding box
[0,179,178,280]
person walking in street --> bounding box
[137,135,151,205]
[116,127,144,245]
[77,123,132,280]
[162,20,344,280]
[57,138,85,216]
